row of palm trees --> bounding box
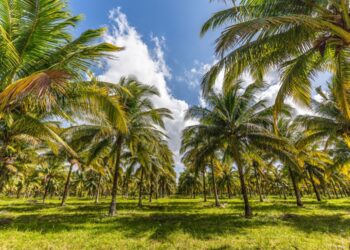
[1,0,350,220]
[178,0,350,218]
[0,0,175,215]
[179,81,350,217]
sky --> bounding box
[70,0,225,105]
[68,0,229,173]
[68,0,330,173]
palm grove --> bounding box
[0,0,350,219]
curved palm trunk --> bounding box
[308,169,321,202]
[288,166,303,207]
[109,136,123,216]
[95,173,102,204]
[210,162,220,207]
[138,167,144,208]
[43,177,51,204]
[61,164,73,206]
[202,168,207,202]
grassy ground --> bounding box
[0,196,349,250]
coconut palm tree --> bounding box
[201,0,350,117]
[0,0,122,110]
[178,169,202,198]
[65,78,172,215]
[37,153,66,203]
[181,129,221,206]
[184,81,297,217]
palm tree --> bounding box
[66,78,172,215]
[0,0,122,110]
[184,82,296,217]
[178,169,202,198]
[0,0,124,191]
[201,0,350,117]
[127,132,173,207]
[181,129,221,206]
[37,153,65,203]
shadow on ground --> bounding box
[0,198,349,242]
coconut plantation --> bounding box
[0,0,349,249]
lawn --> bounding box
[0,197,349,250]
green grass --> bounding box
[0,196,349,249]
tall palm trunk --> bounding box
[61,163,74,206]
[253,162,263,202]
[331,180,339,198]
[233,148,252,218]
[303,178,311,195]
[43,177,51,204]
[95,173,102,204]
[202,168,207,202]
[155,175,158,200]
[210,161,220,207]
[124,179,129,198]
[109,136,123,216]
[149,176,153,203]
[138,167,144,208]
[227,181,232,199]
[282,186,287,200]
[288,166,303,207]
[308,169,321,202]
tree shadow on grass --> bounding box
[0,211,276,241]
[0,199,349,243]
[94,213,275,241]
[281,214,350,235]
[0,203,58,213]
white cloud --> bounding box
[186,60,315,115]
[177,61,212,89]
[100,7,191,173]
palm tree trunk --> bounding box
[308,169,321,202]
[237,164,252,217]
[303,178,311,195]
[210,161,220,207]
[331,180,339,199]
[253,163,263,202]
[61,163,73,206]
[288,166,303,207]
[43,177,51,204]
[125,179,129,198]
[323,185,332,199]
[232,147,252,218]
[138,167,144,208]
[95,173,102,204]
[336,183,344,198]
[155,175,158,200]
[202,168,207,202]
[109,136,123,216]
[227,181,232,199]
[282,186,287,200]
[149,177,153,203]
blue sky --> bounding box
[68,1,330,173]
[68,0,229,172]
[70,0,225,105]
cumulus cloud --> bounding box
[100,7,191,173]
